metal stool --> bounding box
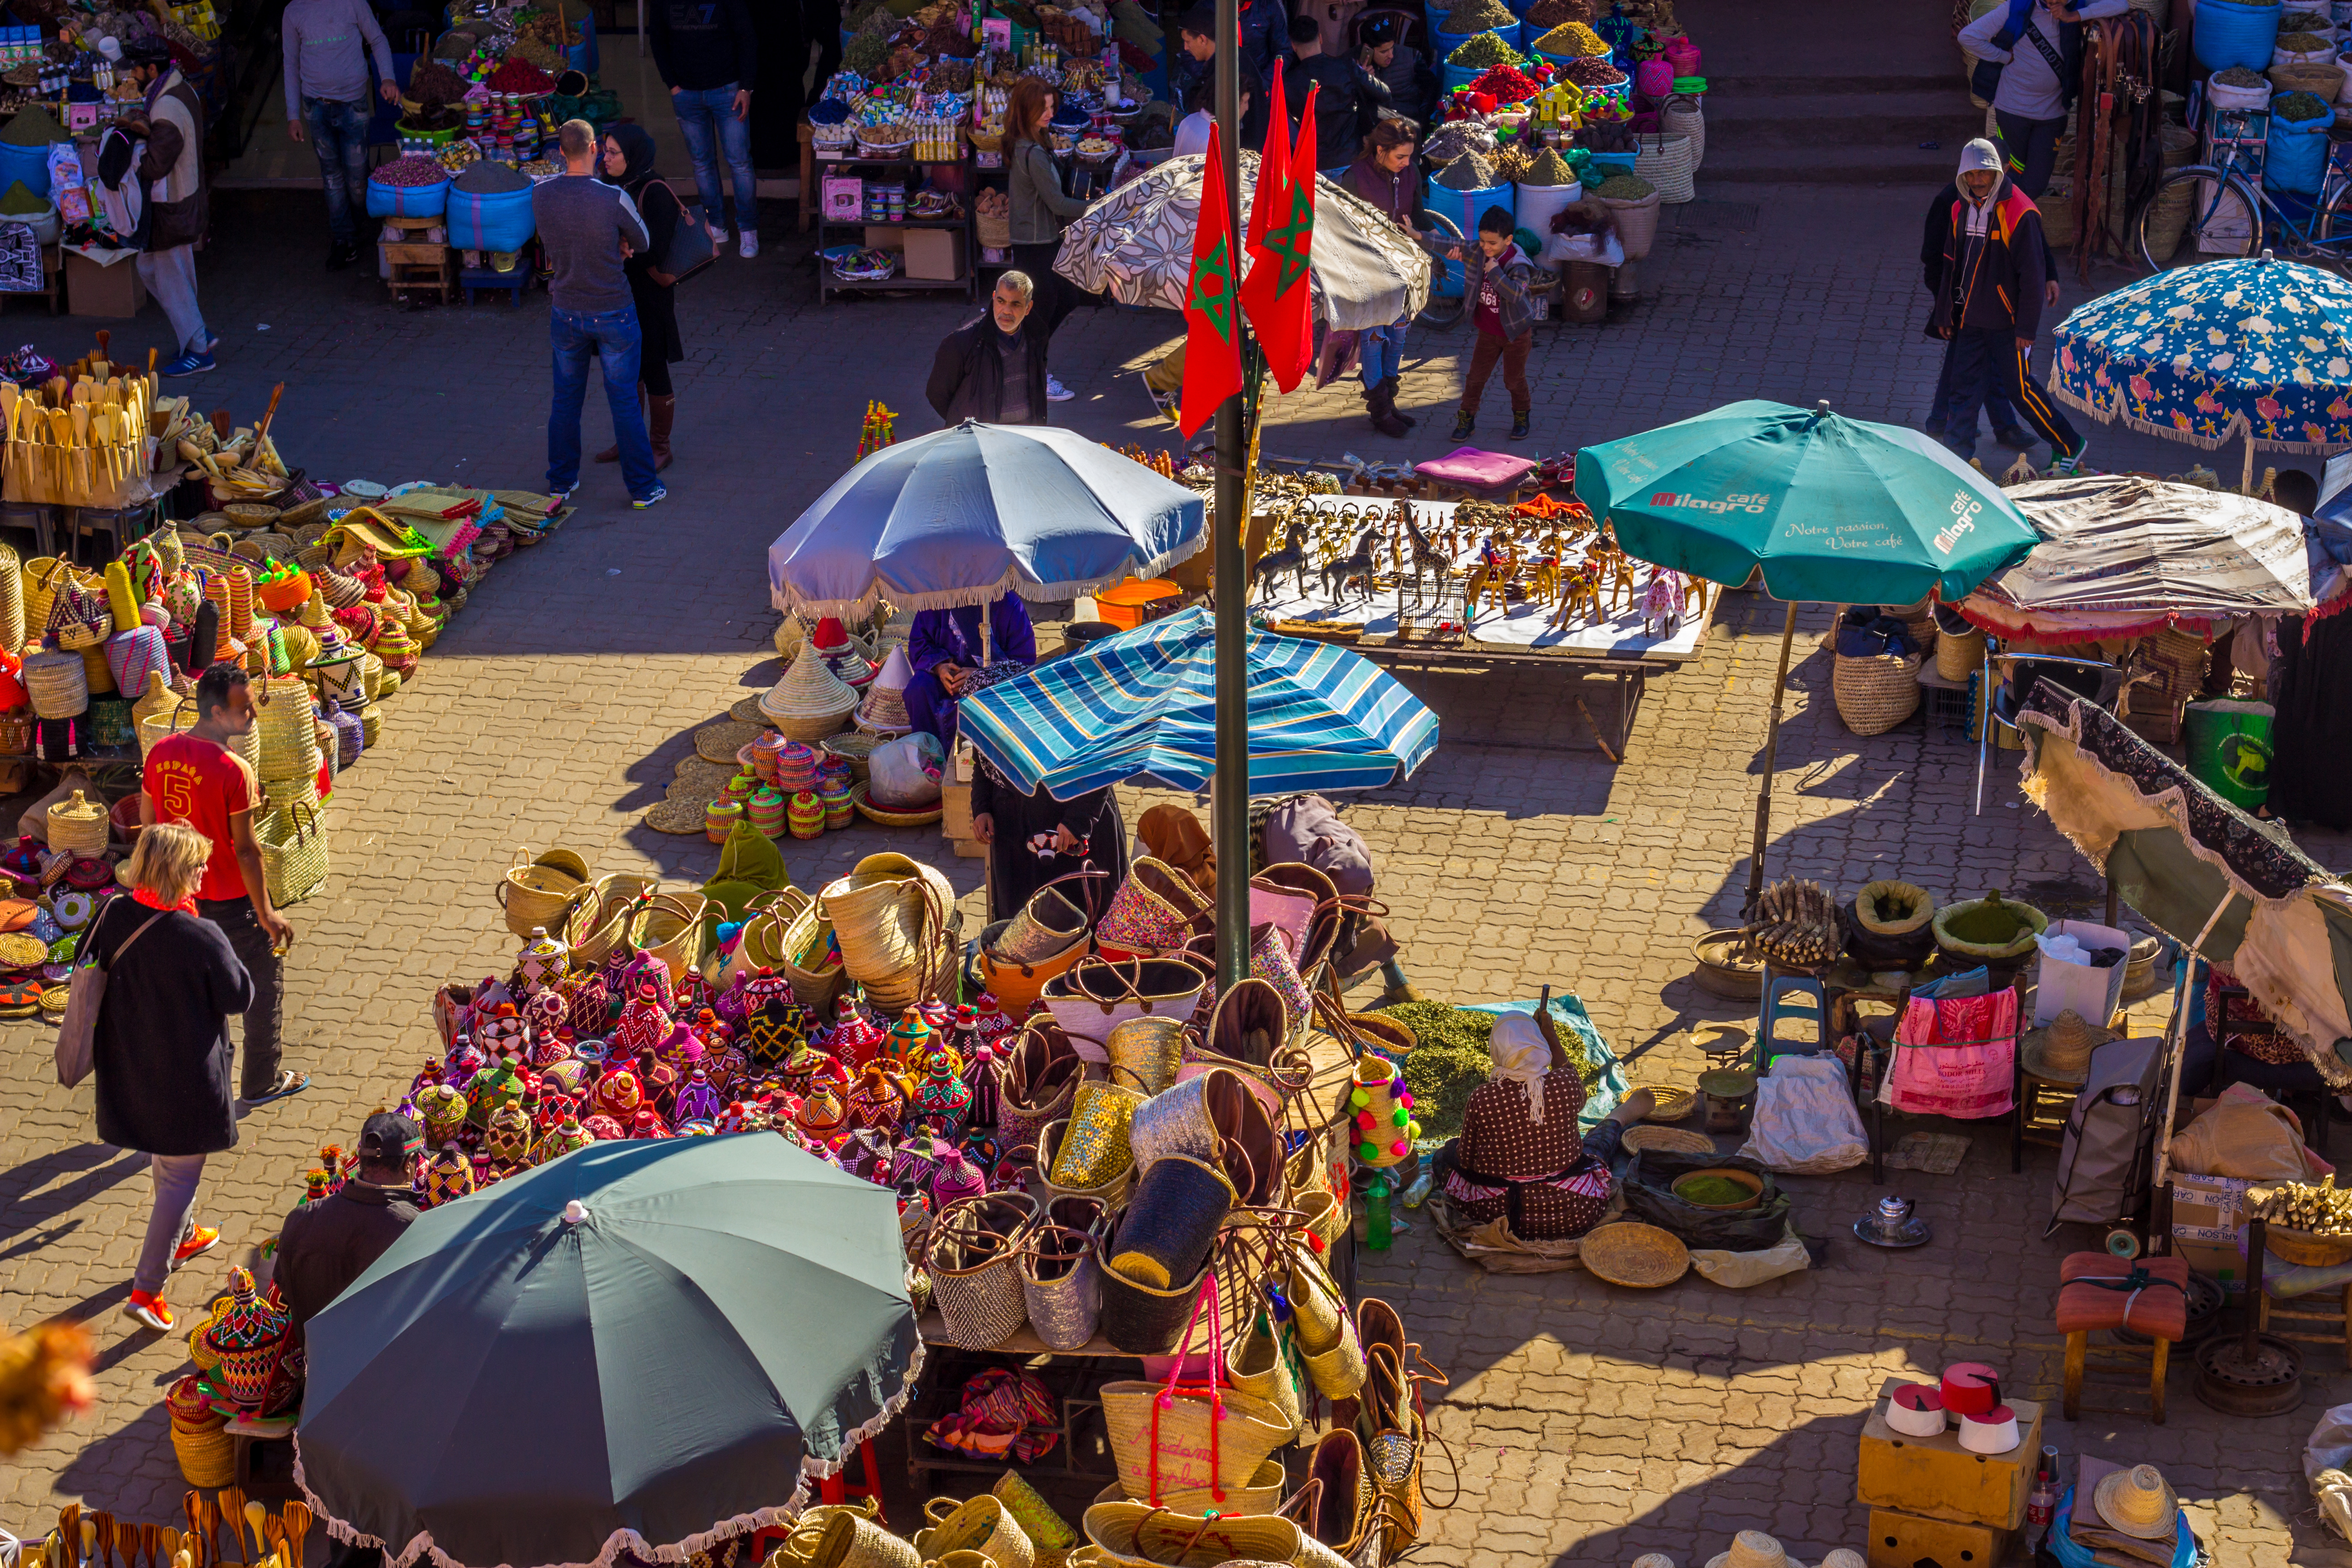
[61,501,156,568]
[0,501,57,559]
[1757,965,1829,1070]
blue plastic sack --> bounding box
[0,140,51,201]
[366,173,451,217]
[2269,100,2337,195]
[2195,0,2283,71]
[2047,1490,2202,1568]
[445,185,535,251]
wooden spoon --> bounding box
[218,1488,248,1565]
[91,1510,113,1568]
[57,1506,78,1568]
[198,1496,224,1568]
[278,1503,310,1568]
[240,1506,266,1568]
[183,1493,203,1568]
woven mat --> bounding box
[729,696,767,725]
[672,756,738,792]
[643,796,709,835]
[1881,1132,1970,1176]
[695,720,763,764]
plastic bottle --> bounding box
[1401,1163,1435,1209]
[2024,1446,2058,1554]
[1366,1173,1392,1251]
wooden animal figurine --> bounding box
[1252,519,1311,603]
[1322,525,1380,605]
[1551,561,1599,629]
[1683,573,1709,617]
[1466,536,1514,614]
[1529,556,1560,604]
[1400,506,1454,608]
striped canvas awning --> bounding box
[959,606,1440,801]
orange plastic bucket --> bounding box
[1094,577,1181,631]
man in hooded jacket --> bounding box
[1930,138,2085,473]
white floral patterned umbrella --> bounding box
[1054,150,1431,333]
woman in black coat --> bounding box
[93,821,254,1332]
[598,124,688,470]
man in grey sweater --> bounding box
[534,119,666,508]
[282,0,397,270]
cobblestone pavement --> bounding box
[0,153,2346,1568]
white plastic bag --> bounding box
[1737,1054,1871,1175]
[867,731,944,809]
[2306,1404,2352,1541]
[1689,1224,1813,1288]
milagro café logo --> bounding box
[1648,490,1769,514]
[1933,493,1982,557]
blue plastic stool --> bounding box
[1757,966,1830,1071]
[461,266,530,306]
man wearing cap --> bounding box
[275,1112,422,1349]
[1929,137,2087,475]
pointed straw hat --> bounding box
[2020,1008,2116,1086]
[759,642,860,731]
[2092,1465,2180,1540]
[858,644,915,735]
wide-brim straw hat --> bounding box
[759,643,860,725]
[2020,1008,2116,1085]
[1705,1532,1809,1568]
[2092,1464,2180,1540]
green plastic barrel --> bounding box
[2183,699,2275,810]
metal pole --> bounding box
[1211,0,1250,990]
[1742,596,1799,917]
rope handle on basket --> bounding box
[1149,1269,1227,1507]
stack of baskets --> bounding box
[1661,92,1706,168]
[166,1374,232,1487]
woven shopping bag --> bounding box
[1019,1212,1108,1352]
[1098,1278,1295,1509]
[914,1494,1037,1568]
[1093,856,1212,958]
[256,799,328,906]
[1285,1242,1366,1400]
[926,1191,1038,1349]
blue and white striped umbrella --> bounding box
[767,420,1207,618]
[959,605,1441,800]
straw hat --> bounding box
[1705,1532,1808,1568]
[1629,1556,1680,1568]
[2092,1464,2180,1540]
[1818,1553,1865,1568]
[2020,1008,2117,1085]
[858,644,915,735]
[758,642,860,727]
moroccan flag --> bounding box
[1178,122,1245,437]
[1239,81,1317,392]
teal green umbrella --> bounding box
[1575,401,2043,912]
[1573,399,2042,603]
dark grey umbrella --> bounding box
[295,1134,917,1568]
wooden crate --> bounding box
[1864,1507,2013,1568]
[941,780,972,840]
[1856,1377,2042,1529]
[382,216,454,304]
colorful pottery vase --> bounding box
[911,1049,974,1139]
[593,1066,644,1121]
[820,995,886,1071]
[787,790,825,840]
[424,1143,475,1207]
[483,1101,534,1167]
[536,1115,592,1164]
[465,1054,527,1128]
[672,1069,721,1124]
[887,1007,933,1068]
[415,1082,467,1147]
[515,926,567,995]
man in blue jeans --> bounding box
[650,0,760,257]
[281,0,398,270]
[533,120,666,508]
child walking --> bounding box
[1422,205,1538,441]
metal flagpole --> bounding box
[1212,0,1250,990]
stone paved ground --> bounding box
[5,91,2351,1568]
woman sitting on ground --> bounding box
[1431,1009,1652,1239]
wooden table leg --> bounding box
[2062,1329,2087,1420]
[2149,1336,2169,1425]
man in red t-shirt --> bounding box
[142,662,305,1105]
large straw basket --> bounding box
[564,872,659,967]
[25,645,87,718]
[46,790,108,857]
[1578,1220,1691,1287]
[257,798,328,906]
[171,1416,235,1488]
[1090,1456,1289,1519]
[1936,620,1988,681]
[1091,1381,1302,1527]
[1661,91,1705,167]
[1078,1503,1349,1568]
[1634,130,1696,203]
[775,892,849,1010]
[622,890,708,984]
[255,673,320,783]
[1832,650,1921,736]
[822,852,955,1004]
[500,847,592,940]
[23,557,70,636]
[759,642,861,741]
[916,1494,1038,1568]
[2273,60,2343,99]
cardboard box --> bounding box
[864,225,905,250]
[904,227,968,281]
[2172,1234,2248,1289]
[1864,1507,2013,1568]
[2171,1172,2254,1242]
[941,781,972,840]
[64,250,143,318]
[2032,918,2130,1026]
[1857,1377,2041,1529]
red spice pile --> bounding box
[1470,64,1538,100]
[484,57,554,93]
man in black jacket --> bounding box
[277,1112,421,1351]
[1281,14,1387,173]
[1175,6,1269,146]
[650,0,760,255]
[1921,178,2033,451]
[1931,138,2084,472]
[927,272,1052,426]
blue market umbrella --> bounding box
[295,1136,916,1568]
[959,604,1440,800]
[766,420,1207,620]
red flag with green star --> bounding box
[1239,80,1318,392]
[1179,122,1245,437]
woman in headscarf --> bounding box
[970,761,1127,926]
[598,124,686,470]
[1430,1010,1653,1240]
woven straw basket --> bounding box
[1936,620,1988,681]
[1091,1455,1289,1519]
[564,872,659,968]
[1832,651,1921,736]
[46,790,107,857]
[916,1495,1038,1568]
[1634,131,1696,203]
[501,847,591,940]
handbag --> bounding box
[1098,1279,1296,1509]
[645,178,717,284]
[55,907,165,1087]
[1095,856,1213,958]
[255,798,328,907]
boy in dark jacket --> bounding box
[1921,178,2031,449]
[1421,205,1537,441]
[1931,138,2084,472]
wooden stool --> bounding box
[2057,1251,2187,1425]
[460,265,530,306]
[381,216,454,304]
[62,501,155,567]
[2259,1282,2352,1371]
[2012,1068,2079,1173]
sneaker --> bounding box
[2053,442,2088,475]
[325,242,358,271]
[1451,409,1475,440]
[738,231,759,260]
[1045,376,1075,403]
[632,485,669,509]
[1993,426,2037,450]
[161,349,214,377]
[550,481,580,501]
[707,223,728,245]
[1509,411,1531,441]
[125,1290,174,1331]
[243,1070,308,1106]
[171,1225,220,1269]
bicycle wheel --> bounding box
[2135,166,2263,271]
[2312,171,2352,273]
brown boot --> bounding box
[648,394,676,471]
[596,386,647,462]
[1370,381,1412,438]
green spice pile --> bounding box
[0,181,43,215]
[1523,0,1596,25]
[1442,0,1517,30]
[1382,1000,1601,1140]
[1434,151,1499,188]
[2284,8,2331,26]
[2276,89,2331,120]
[2213,65,2268,85]
[1594,172,1655,199]
[2277,29,2332,49]
[1448,29,1521,65]
[0,106,64,146]
[1531,20,1607,54]
[844,31,891,75]
[1523,146,1577,184]
[453,159,532,194]
[1674,1174,1754,1205]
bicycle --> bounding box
[2133,108,2352,272]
